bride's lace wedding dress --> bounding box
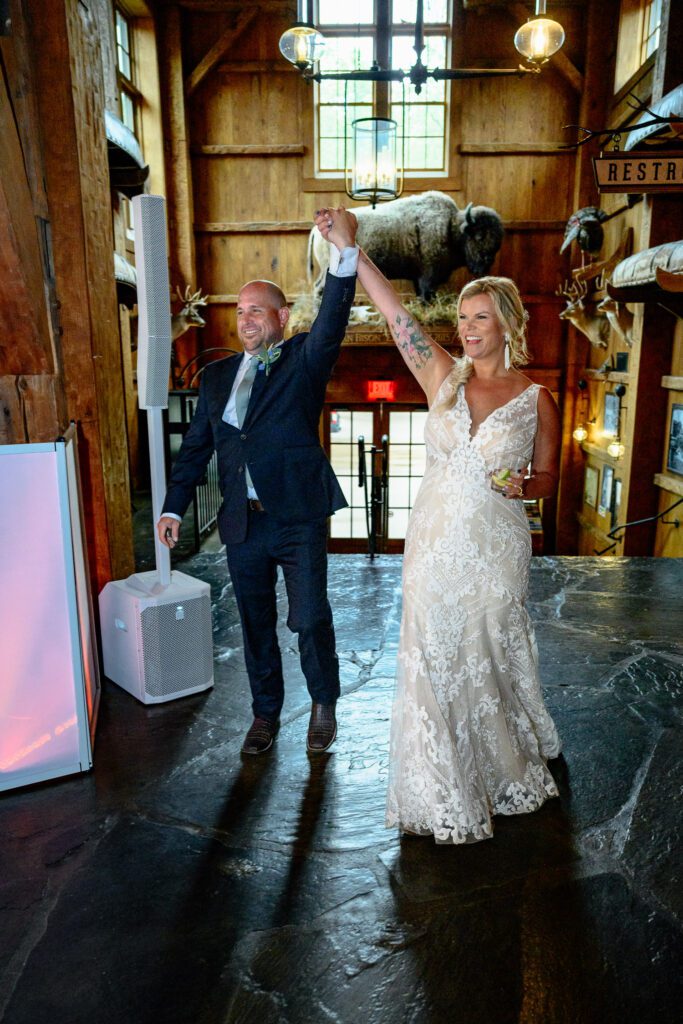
[386,377,561,844]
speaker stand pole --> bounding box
[148,406,171,587]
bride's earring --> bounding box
[504,333,511,370]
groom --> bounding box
[158,211,358,755]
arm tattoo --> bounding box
[390,313,433,369]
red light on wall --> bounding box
[366,380,396,401]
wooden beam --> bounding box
[653,472,683,497]
[661,375,683,390]
[29,0,134,589]
[192,144,305,156]
[185,8,258,96]
[504,220,566,231]
[217,61,296,74]
[509,3,584,94]
[0,69,54,376]
[158,8,196,296]
[460,142,572,154]
[195,220,312,233]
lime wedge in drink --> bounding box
[491,468,511,489]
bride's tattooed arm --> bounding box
[390,313,433,369]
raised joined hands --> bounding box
[314,206,358,251]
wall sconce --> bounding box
[278,1,325,74]
[572,378,591,443]
[346,116,403,207]
[606,383,626,457]
[514,1,566,65]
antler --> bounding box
[562,91,683,149]
[556,278,586,304]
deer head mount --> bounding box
[171,286,209,341]
[596,296,634,347]
[556,275,611,348]
[557,231,634,348]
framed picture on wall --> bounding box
[604,393,620,437]
[612,478,622,531]
[583,464,599,508]
[599,465,614,517]
[666,404,683,476]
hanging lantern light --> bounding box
[346,117,402,208]
[607,439,625,459]
[572,424,588,443]
[278,1,325,75]
[514,1,565,65]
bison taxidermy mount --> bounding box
[308,191,504,301]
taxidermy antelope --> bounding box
[556,277,610,348]
[596,296,634,347]
[171,286,208,341]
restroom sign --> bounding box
[593,150,683,193]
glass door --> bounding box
[325,403,428,553]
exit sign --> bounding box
[367,380,396,401]
[593,150,683,193]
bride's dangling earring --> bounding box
[504,332,511,370]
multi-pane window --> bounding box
[315,0,451,177]
[614,0,663,92]
[329,409,375,539]
[116,9,138,134]
[640,0,662,63]
[386,409,427,538]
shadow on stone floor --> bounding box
[0,555,681,1023]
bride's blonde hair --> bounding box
[443,276,531,407]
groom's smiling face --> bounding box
[236,283,289,353]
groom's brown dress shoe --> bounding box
[306,702,337,753]
[241,717,279,755]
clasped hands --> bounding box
[314,206,358,250]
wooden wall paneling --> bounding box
[185,7,258,96]
[136,18,167,198]
[29,0,134,591]
[463,154,576,223]
[653,485,683,557]
[571,1,622,213]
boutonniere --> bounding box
[255,344,282,376]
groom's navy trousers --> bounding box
[161,271,356,721]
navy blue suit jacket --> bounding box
[162,271,356,544]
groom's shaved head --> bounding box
[239,279,287,310]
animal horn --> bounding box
[464,202,474,225]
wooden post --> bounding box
[28,0,134,591]
[157,5,196,294]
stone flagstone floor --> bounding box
[0,553,681,1023]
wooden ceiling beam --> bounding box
[185,7,259,95]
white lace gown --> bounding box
[386,377,561,844]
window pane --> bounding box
[318,0,374,25]
[392,0,449,24]
[388,507,410,539]
[120,90,135,132]
[331,507,351,538]
[388,410,412,442]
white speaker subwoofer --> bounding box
[99,571,214,704]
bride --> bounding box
[316,208,562,844]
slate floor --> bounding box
[1,547,682,1024]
